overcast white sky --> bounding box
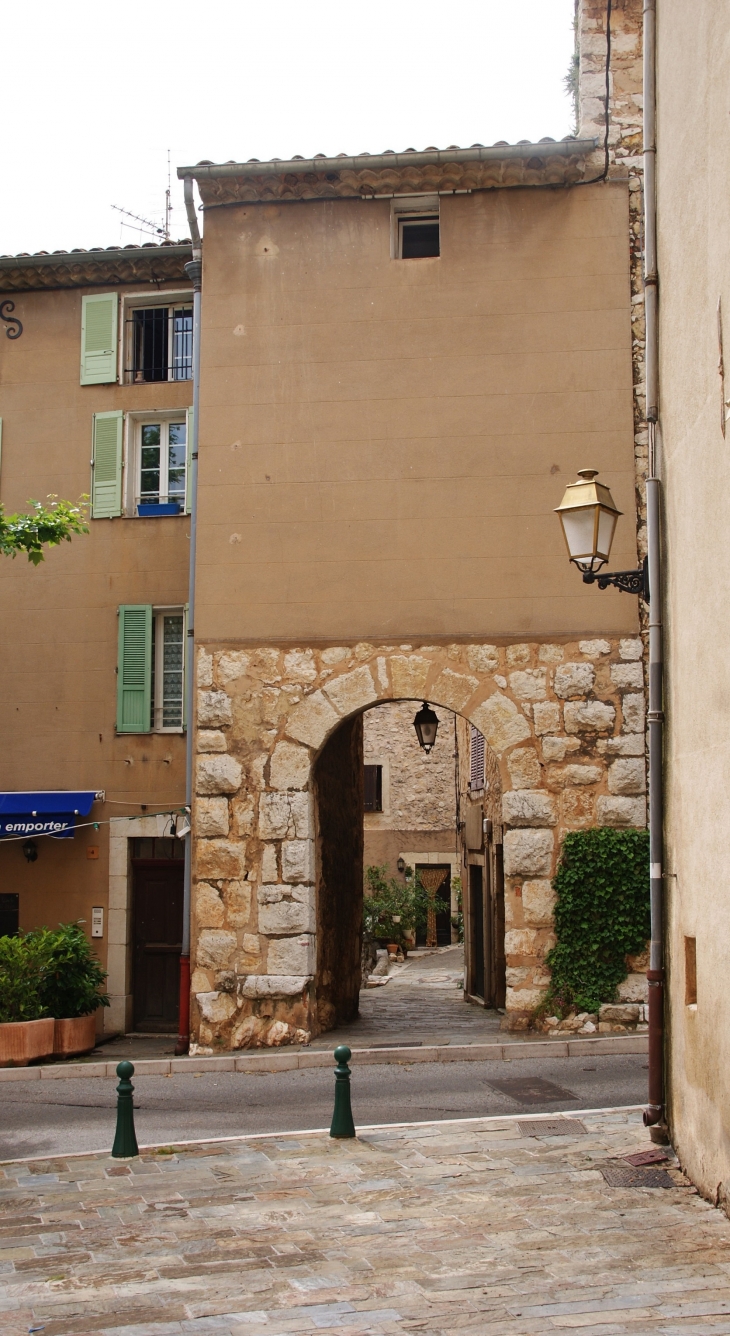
[1,0,576,256]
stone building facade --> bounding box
[178,0,651,1050]
[0,0,651,1047]
[190,636,645,1051]
[362,702,459,912]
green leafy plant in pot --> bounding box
[0,934,55,1067]
[0,934,47,1024]
[29,922,110,1058]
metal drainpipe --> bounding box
[641,0,666,1135]
[175,177,202,1056]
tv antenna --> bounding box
[112,153,173,242]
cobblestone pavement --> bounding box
[2,1108,729,1336]
[308,947,505,1051]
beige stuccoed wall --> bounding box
[194,182,640,644]
[0,282,190,986]
[189,636,646,1051]
[656,1,730,1204]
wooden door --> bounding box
[132,860,183,1031]
[484,828,506,1009]
[468,865,485,1000]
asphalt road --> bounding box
[0,1053,648,1160]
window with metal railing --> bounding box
[126,304,192,382]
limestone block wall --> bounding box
[579,0,648,550]
[363,700,457,842]
[189,637,646,1052]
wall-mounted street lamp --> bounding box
[22,840,38,863]
[555,469,649,600]
[413,702,439,753]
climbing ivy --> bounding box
[543,827,650,1015]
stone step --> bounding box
[0,1032,648,1081]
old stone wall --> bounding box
[363,702,457,877]
[579,0,647,551]
[190,637,646,1051]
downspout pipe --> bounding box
[641,0,666,1134]
[175,177,202,1056]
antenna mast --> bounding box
[165,149,172,242]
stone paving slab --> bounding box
[0,1107,727,1336]
[0,1035,648,1083]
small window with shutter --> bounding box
[469,726,485,792]
[364,764,383,812]
[117,604,185,734]
[80,293,118,384]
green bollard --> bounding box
[330,1045,356,1139]
[112,1060,139,1158]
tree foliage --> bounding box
[544,827,650,1015]
[0,496,88,565]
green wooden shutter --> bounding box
[80,292,118,384]
[91,411,123,518]
[117,605,152,733]
[185,405,194,513]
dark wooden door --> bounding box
[468,865,485,1000]
[492,838,506,1009]
[132,860,183,1031]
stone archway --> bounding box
[190,637,645,1052]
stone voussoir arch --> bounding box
[191,637,643,1051]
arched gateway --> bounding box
[190,637,645,1052]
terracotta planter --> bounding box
[0,1017,55,1067]
[53,1013,97,1058]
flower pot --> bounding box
[0,1017,55,1067]
[137,502,181,516]
[53,1013,97,1058]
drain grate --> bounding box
[600,1161,674,1188]
[518,1118,587,1137]
[488,1076,577,1105]
[623,1148,670,1167]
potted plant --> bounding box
[363,865,450,957]
[0,934,55,1066]
[30,922,110,1058]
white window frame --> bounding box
[391,195,440,260]
[124,410,188,517]
[152,605,185,733]
[118,288,193,385]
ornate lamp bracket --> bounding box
[581,556,649,601]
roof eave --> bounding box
[178,139,598,182]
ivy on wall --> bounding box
[544,827,650,1015]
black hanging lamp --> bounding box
[413,701,439,753]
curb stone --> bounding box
[0,1033,648,1081]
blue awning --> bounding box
[0,791,101,840]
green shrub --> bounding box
[543,827,650,1015]
[0,935,47,1023]
[29,922,109,1019]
